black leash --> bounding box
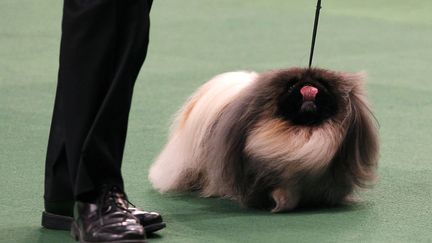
[308,0,322,68]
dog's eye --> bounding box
[288,85,295,93]
[286,78,299,93]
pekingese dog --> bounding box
[148,67,379,212]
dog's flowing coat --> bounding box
[149,68,379,212]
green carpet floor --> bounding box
[1,0,431,242]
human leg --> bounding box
[42,0,163,238]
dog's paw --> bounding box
[270,187,299,213]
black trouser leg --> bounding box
[44,0,152,205]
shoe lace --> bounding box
[125,198,136,208]
[97,185,133,223]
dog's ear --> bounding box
[336,84,379,188]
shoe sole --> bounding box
[71,222,147,243]
[42,211,166,234]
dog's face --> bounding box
[238,68,377,211]
[275,70,340,126]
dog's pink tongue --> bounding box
[300,86,318,101]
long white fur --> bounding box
[149,71,258,192]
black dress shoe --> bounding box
[71,187,146,243]
[128,207,165,234]
[42,201,74,230]
[42,201,166,234]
